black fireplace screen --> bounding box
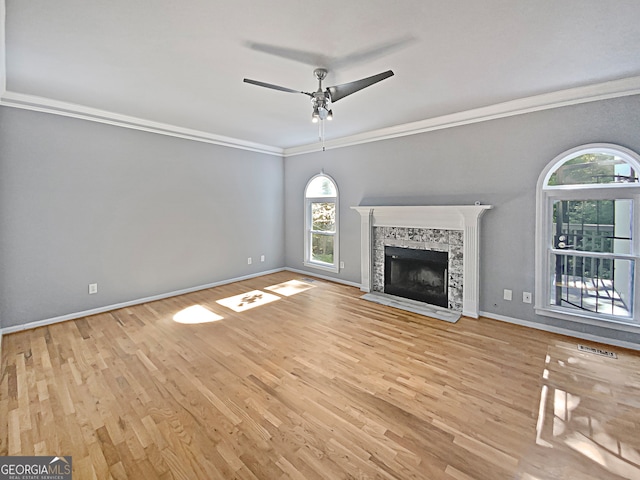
[384,246,448,307]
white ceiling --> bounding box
[3,0,640,152]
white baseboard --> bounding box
[283,273,640,351]
[3,269,636,354]
[479,310,640,352]
[284,267,362,288]
[0,268,285,335]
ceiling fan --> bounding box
[243,68,394,146]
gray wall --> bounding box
[0,107,284,328]
[3,96,640,346]
[284,95,640,345]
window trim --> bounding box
[535,143,640,332]
[303,173,339,273]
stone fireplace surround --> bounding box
[373,226,463,311]
[351,205,492,319]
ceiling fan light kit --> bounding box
[243,67,394,149]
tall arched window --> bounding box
[535,144,640,329]
[304,173,339,272]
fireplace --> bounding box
[384,246,448,307]
[351,205,492,318]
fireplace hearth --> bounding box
[384,246,448,307]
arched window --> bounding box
[535,144,640,328]
[304,173,339,272]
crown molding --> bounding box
[0,91,284,156]
[283,75,640,157]
[2,74,640,158]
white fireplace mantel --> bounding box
[351,205,492,318]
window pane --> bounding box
[550,253,633,318]
[552,199,632,254]
[311,233,334,264]
[306,176,337,197]
[548,153,638,186]
[311,202,335,232]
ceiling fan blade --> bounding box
[243,78,312,96]
[327,70,394,102]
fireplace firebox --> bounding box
[384,246,448,307]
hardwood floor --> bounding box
[1,271,639,479]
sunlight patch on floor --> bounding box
[264,279,315,297]
[173,305,224,324]
[216,290,280,312]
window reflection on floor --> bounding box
[523,341,640,479]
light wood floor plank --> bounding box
[1,271,639,479]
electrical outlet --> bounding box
[503,289,512,301]
[247,257,252,265]
[260,255,265,262]
[88,283,98,294]
[523,292,532,303]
